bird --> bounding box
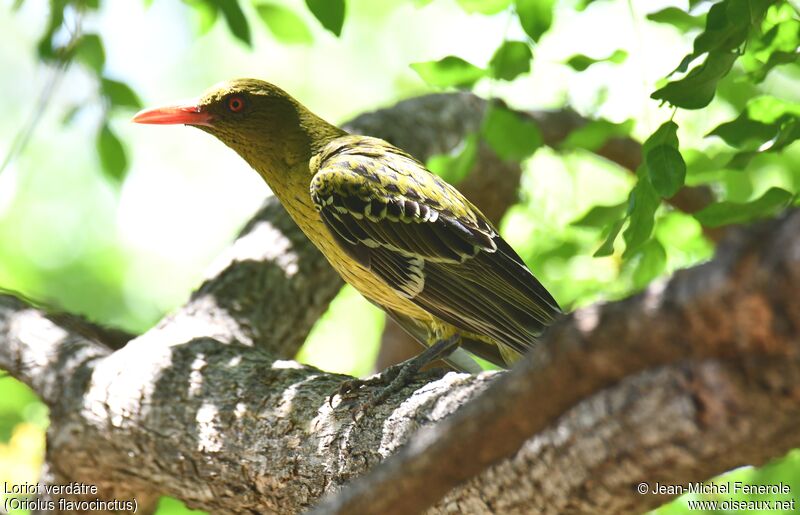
[133,79,561,408]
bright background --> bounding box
[1,0,799,513]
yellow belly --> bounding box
[276,190,434,323]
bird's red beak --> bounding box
[132,101,214,126]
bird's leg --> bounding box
[330,334,461,410]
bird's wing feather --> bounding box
[310,136,561,356]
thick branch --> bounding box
[1,211,798,514]
[431,358,800,514]
[0,296,110,405]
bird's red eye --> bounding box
[228,96,244,112]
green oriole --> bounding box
[134,79,561,405]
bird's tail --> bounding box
[497,343,523,367]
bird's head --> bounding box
[133,78,343,176]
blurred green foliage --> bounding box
[2,0,800,513]
[565,48,628,71]
[410,55,486,89]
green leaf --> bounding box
[571,202,627,228]
[641,121,685,199]
[73,34,105,74]
[708,115,778,148]
[646,7,705,31]
[427,134,479,184]
[410,56,485,89]
[489,41,532,81]
[662,0,773,86]
[593,218,624,257]
[768,116,800,153]
[651,51,738,109]
[671,53,698,75]
[623,173,660,258]
[642,121,679,154]
[305,0,345,37]
[631,239,667,290]
[515,0,555,42]
[456,0,511,14]
[36,0,66,62]
[481,105,542,161]
[692,0,749,56]
[708,97,800,152]
[96,123,128,181]
[743,6,800,82]
[694,187,793,227]
[561,119,634,152]
[752,50,800,83]
[722,117,800,165]
[256,4,313,44]
[565,49,627,71]
[646,145,686,198]
[212,0,251,46]
[101,78,142,110]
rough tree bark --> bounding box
[2,211,799,514]
[2,93,775,515]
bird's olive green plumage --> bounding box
[138,78,561,371]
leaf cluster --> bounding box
[415,0,799,294]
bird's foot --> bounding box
[328,335,460,417]
[354,363,446,415]
[327,362,406,409]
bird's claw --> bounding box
[328,377,370,407]
[327,366,403,410]
[327,359,446,416]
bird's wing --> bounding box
[310,136,561,356]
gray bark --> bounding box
[1,211,798,514]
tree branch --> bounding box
[1,210,797,514]
[432,357,800,514]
